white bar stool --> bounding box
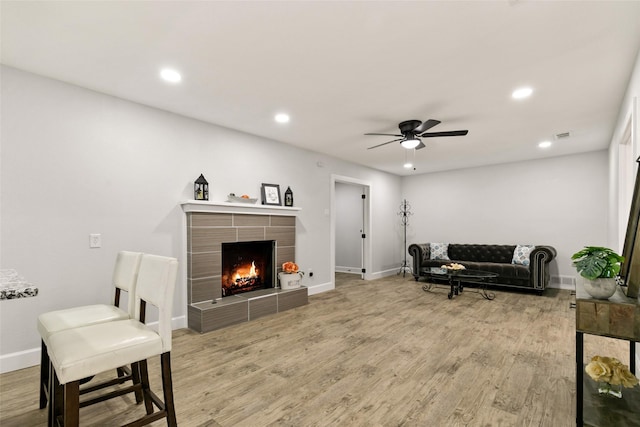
[47,254,179,427]
[37,251,143,409]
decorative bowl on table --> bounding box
[227,194,258,204]
[440,262,467,274]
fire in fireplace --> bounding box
[221,240,275,297]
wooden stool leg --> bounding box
[138,360,154,415]
[63,381,80,427]
[130,363,144,404]
[161,352,177,427]
[116,364,144,404]
[50,368,62,427]
[40,340,49,409]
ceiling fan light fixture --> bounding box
[401,137,420,149]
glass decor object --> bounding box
[585,355,639,401]
[284,186,293,207]
[598,382,623,399]
[194,174,209,201]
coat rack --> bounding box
[398,199,412,277]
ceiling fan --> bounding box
[365,119,468,150]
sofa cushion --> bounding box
[448,244,516,263]
[512,244,535,266]
[461,261,530,279]
[429,243,450,260]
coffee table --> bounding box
[420,267,497,300]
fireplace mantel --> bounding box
[181,200,301,216]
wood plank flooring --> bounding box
[0,273,630,426]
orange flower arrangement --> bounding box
[282,262,303,275]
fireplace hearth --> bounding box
[221,240,275,297]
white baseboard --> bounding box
[367,268,402,280]
[0,347,40,374]
[306,281,334,296]
[335,266,407,281]
[335,266,362,274]
[172,314,187,330]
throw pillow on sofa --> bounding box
[512,244,535,266]
[430,243,450,260]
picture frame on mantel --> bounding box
[261,183,281,206]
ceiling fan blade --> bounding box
[367,138,403,150]
[415,142,426,150]
[364,133,403,137]
[420,130,469,138]
[414,119,441,134]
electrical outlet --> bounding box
[89,233,102,248]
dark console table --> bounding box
[575,282,639,426]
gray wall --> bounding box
[0,66,403,371]
[401,151,609,282]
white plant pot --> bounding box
[278,272,302,290]
[583,277,617,300]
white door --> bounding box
[335,182,364,276]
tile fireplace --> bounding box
[182,201,307,333]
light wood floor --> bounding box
[0,273,630,426]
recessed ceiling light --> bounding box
[538,141,552,148]
[275,113,290,123]
[512,87,533,99]
[160,68,181,83]
[403,162,413,169]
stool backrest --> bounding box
[134,254,179,352]
[112,251,143,316]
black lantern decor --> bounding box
[194,174,209,200]
[284,186,293,207]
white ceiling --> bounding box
[2,1,640,176]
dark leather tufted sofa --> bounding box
[408,243,557,294]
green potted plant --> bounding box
[571,246,624,299]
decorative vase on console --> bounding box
[585,355,639,399]
[597,381,623,398]
[571,246,624,300]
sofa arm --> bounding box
[408,243,430,280]
[530,246,556,291]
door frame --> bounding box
[330,175,372,281]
